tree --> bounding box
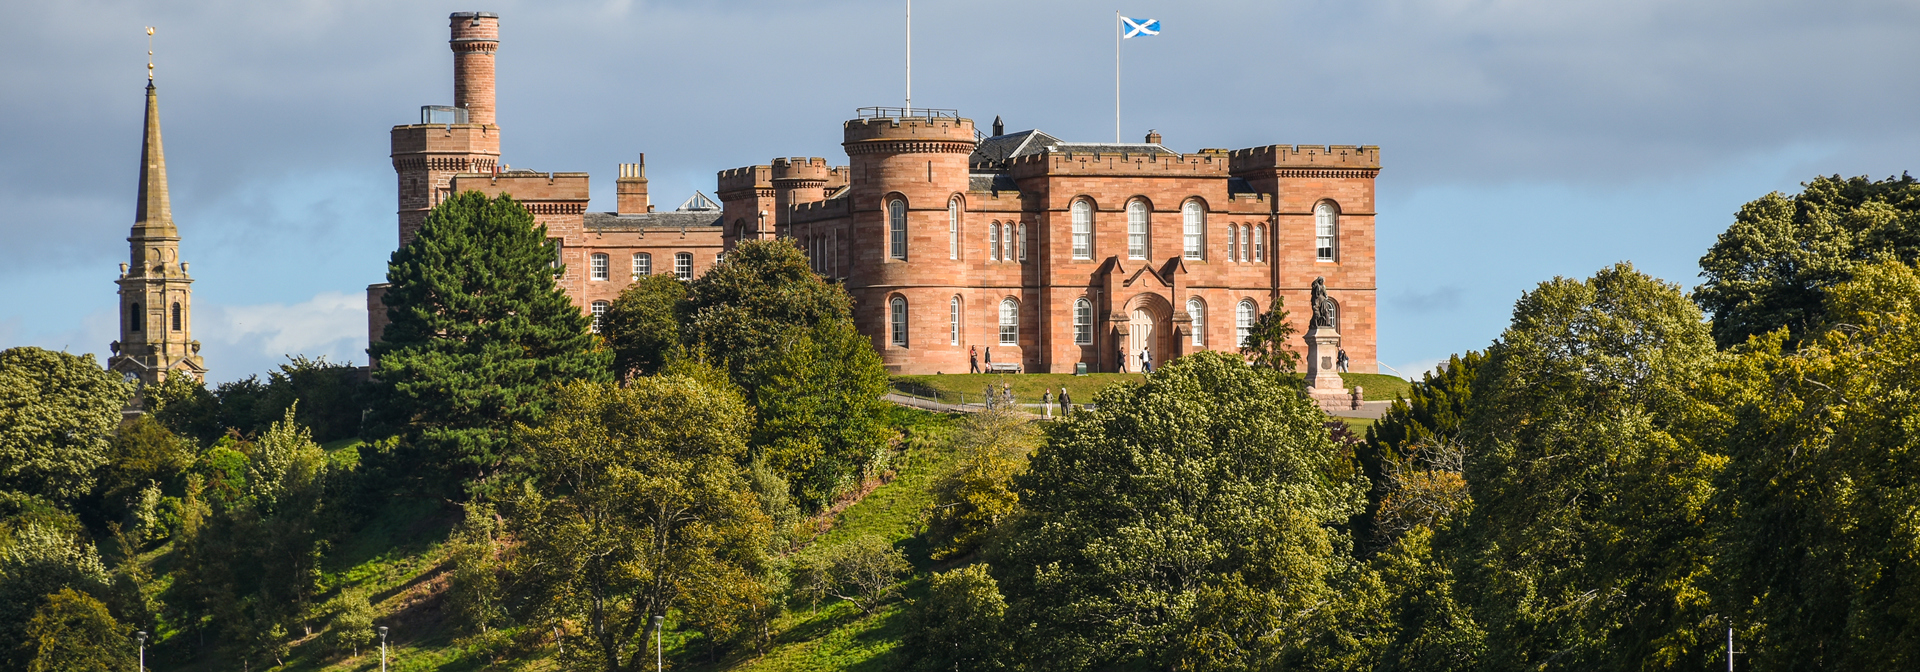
[1455,262,1721,669]
[1357,351,1481,553]
[91,416,193,541]
[901,564,1012,672]
[370,191,610,482]
[318,588,376,658]
[750,320,893,509]
[505,377,771,672]
[25,588,129,672]
[791,534,910,615]
[987,351,1366,670]
[0,348,131,502]
[924,402,1037,560]
[601,273,687,379]
[445,503,504,635]
[1695,173,1920,348]
[1237,300,1301,372]
[0,523,112,671]
[1703,260,1920,669]
[679,239,854,395]
[166,408,340,668]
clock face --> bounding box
[122,372,138,383]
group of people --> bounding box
[1116,347,1155,374]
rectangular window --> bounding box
[999,300,1018,346]
[1018,224,1028,262]
[590,254,609,281]
[633,253,651,278]
[890,200,908,260]
[949,298,960,345]
[1182,201,1204,259]
[675,253,692,281]
[549,238,564,276]
[1127,201,1147,259]
[1071,201,1092,259]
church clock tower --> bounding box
[109,77,205,386]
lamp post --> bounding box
[652,615,665,672]
[378,626,389,672]
[135,631,146,672]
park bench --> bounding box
[986,362,1022,373]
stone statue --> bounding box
[1311,276,1335,329]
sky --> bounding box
[3,0,1917,382]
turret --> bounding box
[389,11,504,247]
[450,12,499,126]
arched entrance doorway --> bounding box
[1129,309,1156,367]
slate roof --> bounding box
[1228,177,1255,195]
[1047,142,1178,157]
[584,211,722,230]
[969,130,1063,169]
[969,173,1018,193]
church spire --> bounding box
[133,81,174,237]
[111,57,205,390]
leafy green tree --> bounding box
[140,374,220,445]
[371,191,610,482]
[445,503,504,635]
[680,239,854,395]
[901,564,1011,672]
[505,378,772,671]
[1695,173,1920,348]
[318,588,376,658]
[924,402,1037,560]
[0,524,112,670]
[751,320,892,509]
[0,348,131,502]
[1703,260,1920,669]
[1237,300,1301,372]
[25,588,129,672]
[90,416,193,540]
[1456,262,1722,669]
[263,356,364,443]
[1357,351,1481,553]
[166,408,341,668]
[791,534,910,615]
[987,351,1366,671]
[602,273,687,379]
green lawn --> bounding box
[892,371,1413,404]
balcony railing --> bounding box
[420,105,469,124]
[856,106,959,121]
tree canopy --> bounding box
[0,348,131,502]
[601,272,687,379]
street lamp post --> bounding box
[652,615,664,672]
[379,626,389,672]
[135,631,146,672]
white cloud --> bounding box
[197,291,367,376]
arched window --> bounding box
[1017,224,1028,262]
[590,253,609,281]
[633,253,652,278]
[1126,199,1148,259]
[171,303,182,331]
[890,296,909,348]
[1071,200,1092,259]
[1227,224,1239,261]
[949,296,961,345]
[1327,298,1340,332]
[1253,225,1266,262]
[590,300,609,334]
[674,252,693,281]
[1316,201,1339,261]
[1240,226,1251,263]
[1182,200,1205,259]
[129,303,141,333]
[999,299,1019,346]
[1187,298,1205,347]
[1237,299,1257,347]
[989,222,1002,261]
[889,198,908,259]
[949,197,961,260]
[1074,298,1093,344]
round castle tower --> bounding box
[842,112,977,370]
[450,12,498,126]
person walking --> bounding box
[1140,348,1153,374]
[1116,346,1128,373]
[1337,348,1350,373]
[985,347,993,367]
[1061,387,1073,414]
[1042,390,1052,418]
[969,345,980,374]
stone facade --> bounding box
[111,81,205,387]
[371,13,1379,376]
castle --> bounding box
[371,12,1379,377]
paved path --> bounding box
[1327,400,1394,420]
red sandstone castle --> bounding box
[371,12,1379,376]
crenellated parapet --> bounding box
[842,116,976,155]
[772,157,832,184]
[1008,150,1232,180]
[716,165,772,199]
[790,197,850,224]
[1229,144,1381,178]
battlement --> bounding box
[772,157,832,182]
[843,115,976,149]
[791,197,850,222]
[450,171,589,205]
[716,165,771,194]
[1008,150,1231,179]
[1228,145,1381,173]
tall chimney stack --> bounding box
[450,12,499,126]
[617,155,651,214]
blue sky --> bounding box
[3,0,1917,382]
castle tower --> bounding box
[390,11,502,247]
[110,81,205,386]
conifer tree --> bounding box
[370,191,609,481]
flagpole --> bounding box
[1115,11,1121,142]
[906,0,912,115]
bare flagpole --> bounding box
[1115,11,1121,142]
[906,0,913,115]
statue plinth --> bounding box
[1304,324,1350,410]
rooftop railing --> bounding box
[856,106,959,121]
[420,105,469,124]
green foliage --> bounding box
[140,374,220,445]
[1456,262,1722,669]
[1696,173,1920,348]
[0,348,131,502]
[318,587,376,658]
[445,503,504,635]
[166,407,341,667]
[1238,299,1302,373]
[141,356,365,445]
[1358,351,1481,552]
[792,534,911,615]
[91,416,193,541]
[25,588,128,672]
[923,403,1037,560]
[0,523,111,670]
[901,564,1010,672]
[680,239,854,395]
[752,320,893,509]
[988,351,1366,670]
[603,272,688,379]
[371,190,610,481]
[1702,260,1920,669]
[506,378,772,671]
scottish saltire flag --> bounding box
[1121,16,1160,38]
